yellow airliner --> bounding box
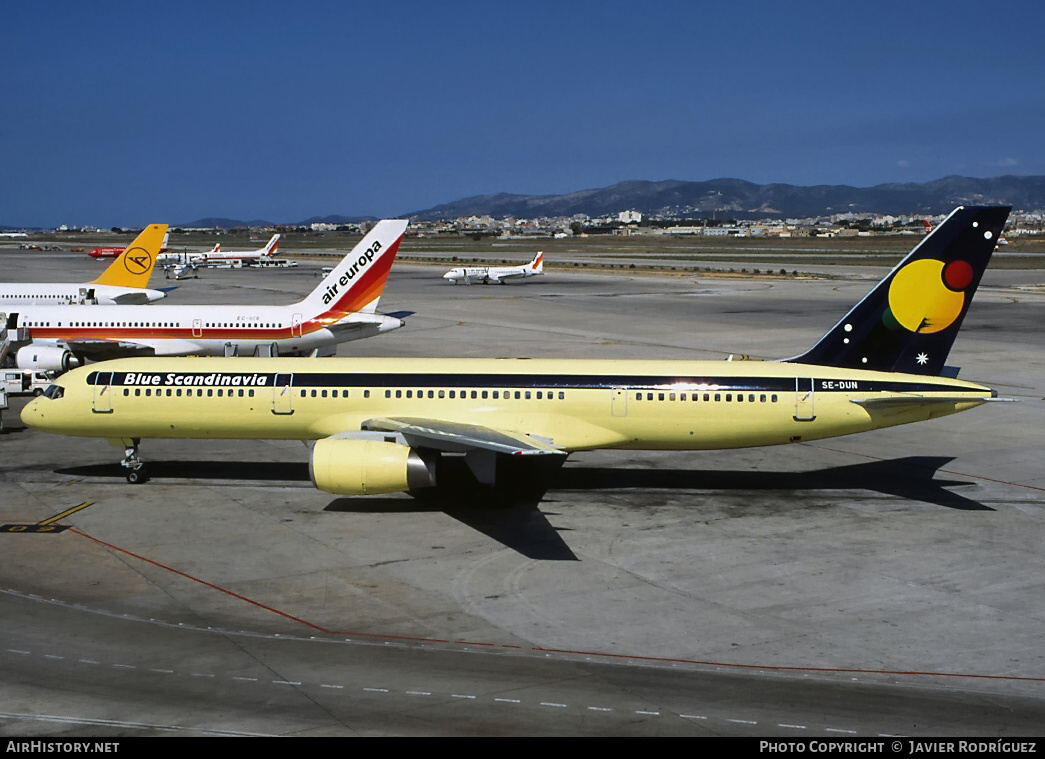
[22,206,1010,493]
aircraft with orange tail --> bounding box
[4,220,408,372]
[443,251,544,284]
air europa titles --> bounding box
[321,239,383,305]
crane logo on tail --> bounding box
[122,246,153,275]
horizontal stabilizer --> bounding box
[850,395,991,409]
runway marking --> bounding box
[1,502,94,533]
[40,529,1045,687]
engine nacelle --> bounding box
[15,345,83,373]
[310,438,437,496]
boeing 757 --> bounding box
[1,224,169,306]
[443,251,544,284]
[5,220,408,373]
[23,207,1010,493]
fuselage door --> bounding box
[611,387,628,417]
[192,318,203,338]
[291,313,304,338]
[93,371,114,414]
[794,377,815,421]
[272,373,294,415]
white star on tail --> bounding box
[916,352,929,365]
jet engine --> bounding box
[15,345,83,373]
[310,437,437,496]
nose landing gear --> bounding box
[121,440,149,484]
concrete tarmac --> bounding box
[1,247,1043,736]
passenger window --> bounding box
[482,391,488,399]
[647,393,653,400]
[536,391,542,399]
[558,392,564,399]
[669,393,675,401]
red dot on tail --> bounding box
[943,260,974,290]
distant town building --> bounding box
[618,210,642,224]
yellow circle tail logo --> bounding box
[122,245,153,275]
[886,258,970,334]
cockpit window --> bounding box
[43,384,64,400]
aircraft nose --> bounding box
[20,397,44,428]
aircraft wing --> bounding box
[107,291,162,305]
[361,416,566,457]
[65,340,157,362]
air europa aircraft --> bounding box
[5,220,408,373]
[23,206,1010,493]
[1,224,170,306]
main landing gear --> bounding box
[121,440,149,484]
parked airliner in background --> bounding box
[88,231,169,259]
[156,242,219,266]
[5,220,408,373]
[200,234,280,264]
[23,207,1012,492]
[443,251,544,284]
[1,224,170,306]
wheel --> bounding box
[33,388,44,397]
[126,467,149,484]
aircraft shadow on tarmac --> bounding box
[57,455,988,561]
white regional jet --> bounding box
[1,224,170,306]
[443,251,544,284]
[4,221,408,373]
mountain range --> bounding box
[170,175,1045,228]
[403,175,1045,221]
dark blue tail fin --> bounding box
[786,205,1010,376]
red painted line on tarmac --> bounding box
[66,527,1045,684]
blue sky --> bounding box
[3,0,1043,227]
